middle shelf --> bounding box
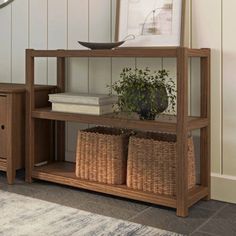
[32,107,209,133]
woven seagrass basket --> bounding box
[76,126,130,185]
[127,132,196,196]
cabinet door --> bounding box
[0,95,7,159]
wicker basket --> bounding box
[127,132,196,196]
[76,126,130,185]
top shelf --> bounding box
[27,47,210,58]
[0,83,57,93]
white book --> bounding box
[49,93,117,105]
[51,102,114,115]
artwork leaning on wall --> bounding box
[0,0,14,9]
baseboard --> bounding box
[211,173,236,204]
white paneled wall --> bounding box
[48,0,67,85]
[89,0,111,94]
[222,1,236,176]
[67,0,89,92]
[0,0,235,202]
[0,5,11,83]
[191,0,222,174]
[12,0,28,84]
[29,0,48,85]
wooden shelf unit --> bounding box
[26,47,211,217]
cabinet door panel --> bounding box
[0,95,7,158]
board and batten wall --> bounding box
[0,0,235,203]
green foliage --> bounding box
[108,67,176,119]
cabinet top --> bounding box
[0,83,56,93]
[0,83,25,93]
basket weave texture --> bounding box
[76,126,130,185]
[127,132,196,196]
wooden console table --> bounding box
[25,47,211,217]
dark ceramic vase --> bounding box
[137,86,169,120]
[155,86,169,113]
[138,109,157,120]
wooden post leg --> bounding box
[200,127,211,200]
[56,56,66,162]
[56,121,65,162]
[6,94,15,185]
[177,204,189,217]
[176,47,189,217]
[200,54,211,200]
[6,168,15,185]
[176,135,189,217]
[25,49,35,184]
[25,97,32,184]
[25,117,35,184]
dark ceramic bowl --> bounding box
[78,41,125,50]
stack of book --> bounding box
[49,93,118,115]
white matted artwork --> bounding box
[116,0,184,47]
[0,0,14,9]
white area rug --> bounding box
[0,190,181,236]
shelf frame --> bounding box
[25,47,211,217]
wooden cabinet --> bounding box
[0,95,7,158]
[26,48,211,217]
[0,84,25,184]
[0,83,56,184]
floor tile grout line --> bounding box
[127,206,152,221]
[194,202,229,212]
[196,230,219,236]
[189,204,228,236]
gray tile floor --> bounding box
[0,171,235,236]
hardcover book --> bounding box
[49,93,118,106]
[51,103,114,115]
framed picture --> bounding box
[0,0,14,9]
[115,0,185,47]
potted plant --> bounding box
[109,67,176,120]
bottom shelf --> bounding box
[31,161,209,209]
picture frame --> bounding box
[0,0,14,9]
[115,0,185,47]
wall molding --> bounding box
[211,173,236,204]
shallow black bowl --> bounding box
[78,41,125,50]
